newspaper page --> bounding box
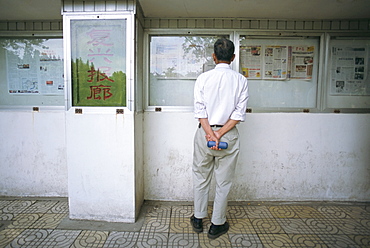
[6,39,64,95]
[239,46,262,79]
[330,46,369,95]
[263,46,288,80]
[290,46,314,79]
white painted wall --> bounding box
[66,108,137,222]
[143,112,370,202]
[0,109,68,197]
[0,107,369,206]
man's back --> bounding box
[194,63,248,126]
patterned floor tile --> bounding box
[344,206,370,220]
[141,217,170,233]
[2,201,35,214]
[244,206,274,219]
[303,219,344,235]
[359,219,370,229]
[7,213,42,229]
[348,235,370,247]
[0,200,368,248]
[38,229,81,247]
[365,205,370,213]
[0,213,14,221]
[198,232,231,247]
[207,206,213,217]
[104,231,139,248]
[21,201,57,214]
[71,230,108,248]
[277,218,314,234]
[46,201,69,214]
[6,229,52,247]
[250,219,284,234]
[269,206,299,219]
[226,205,248,219]
[336,218,370,235]
[290,206,326,219]
[0,228,24,247]
[0,201,13,212]
[30,213,67,229]
[171,206,193,218]
[288,234,328,247]
[228,218,256,234]
[258,234,296,247]
[167,233,199,247]
[145,205,171,218]
[136,232,169,247]
[170,217,193,233]
[318,234,359,247]
[229,233,263,247]
[315,206,352,219]
[200,218,212,234]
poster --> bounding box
[71,19,127,106]
[240,46,262,79]
[330,46,369,95]
[290,46,314,79]
[263,46,288,79]
[5,39,63,95]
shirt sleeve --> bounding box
[230,77,249,122]
[194,76,208,119]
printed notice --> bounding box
[290,46,314,79]
[330,46,369,95]
[6,39,64,95]
[240,46,262,79]
[263,46,288,80]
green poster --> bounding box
[71,19,126,106]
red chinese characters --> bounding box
[85,29,115,101]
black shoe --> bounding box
[190,215,203,233]
[207,222,229,239]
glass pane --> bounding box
[239,36,319,109]
[71,19,126,107]
[149,35,226,106]
[0,38,64,106]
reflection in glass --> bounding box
[149,35,226,106]
[239,35,319,109]
[71,19,126,107]
[1,39,64,95]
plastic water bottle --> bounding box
[207,141,228,149]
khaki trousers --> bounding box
[192,126,240,225]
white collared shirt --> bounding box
[194,63,249,125]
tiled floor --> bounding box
[0,198,369,247]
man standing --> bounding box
[191,38,249,239]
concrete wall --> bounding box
[0,109,68,197]
[66,109,136,222]
[134,12,145,217]
[143,112,370,202]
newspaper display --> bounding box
[330,46,369,95]
[264,46,288,79]
[240,44,312,80]
[240,46,262,79]
[6,39,64,95]
[290,46,314,79]
[150,37,216,79]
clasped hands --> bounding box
[205,130,222,150]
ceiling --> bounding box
[0,0,369,21]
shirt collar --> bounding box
[215,63,231,69]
